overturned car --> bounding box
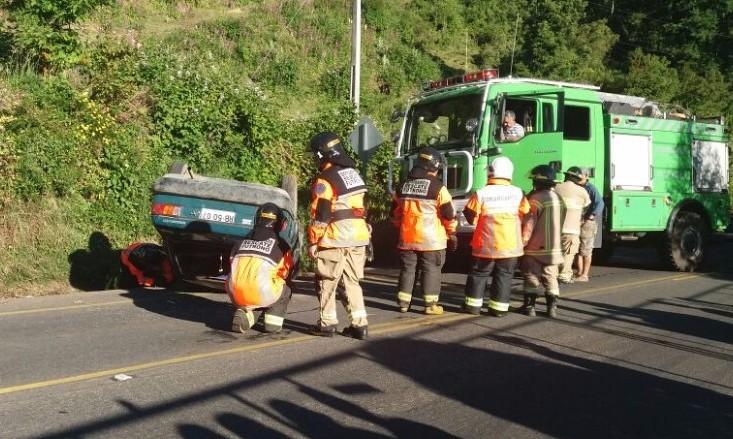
[150,162,300,290]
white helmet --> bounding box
[489,156,514,180]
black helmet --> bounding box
[255,202,281,229]
[529,164,557,187]
[563,166,585,183]
[414,147,441,172]
[309,131,349,166]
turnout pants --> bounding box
[316,246,368,328]
[522,255,560,297]
[237,284,292,332]
[396,249,446,307]
[464,256,519,313]
[558,234,580,281]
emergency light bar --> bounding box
[423,68,499,91]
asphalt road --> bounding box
[0,241,732,439]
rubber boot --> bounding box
[546,294,558,318]
[519,295,536,317]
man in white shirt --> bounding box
[501,110,525,142]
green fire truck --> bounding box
[390,69,730,271]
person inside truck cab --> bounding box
[499,110,525,142]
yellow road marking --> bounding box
[0,272,700,395]
[0,300,133,316]
[0,293,223,317]
[0,312,473,396]
[560,273,698,299]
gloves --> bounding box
[366,241,374,262]
[308,244,318,258]
[366,223,374,262]
[447,234,458,252]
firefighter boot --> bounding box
[342,325,368,340]
[425,303,444,315]
[310,324,337,337]
[546,294,559,319]
[232,309,254,333]
[519,295,536,317]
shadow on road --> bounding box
[35,318,733,439]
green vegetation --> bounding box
[1,0,732,296]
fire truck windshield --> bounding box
[402,93,484,153]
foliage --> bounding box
[0,0,114,70]
[2,0,733,293]
[623,48,680,103]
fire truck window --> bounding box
[564,105,591,140]
[504,99,537,134]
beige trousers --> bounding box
[316,246,368,327]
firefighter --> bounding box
[390,147,458,315]
[462,157,529,317]
[120,242,174,288]
[308,131,370,340]
[226,202,295,334]
[554,166,591,284]
[520,165,566,318]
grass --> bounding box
[0,197,159,298]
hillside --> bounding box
[0,0,732,296]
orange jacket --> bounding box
[120,242,174,287]
[308,163,370,248]
[226,229,294,308]
[463,178,529,259]
[390,171,457,251]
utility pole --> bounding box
[350,0,361,115]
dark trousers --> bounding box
[398,249,446,304]
[464,257,518,312]
[261,284,292,331]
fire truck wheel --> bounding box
[659,211,708,272]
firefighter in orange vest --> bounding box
[120,242,174,287]
[462,157,529,317]
[390,147,458,315]
[226,202,295,334]
[308,131,371,340]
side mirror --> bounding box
[390,109,405,123]
[465,118,479,133]
[487,147,503,156]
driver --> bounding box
[500,110,525,142]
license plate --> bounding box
[199,208,236,224]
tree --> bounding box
[513,0,617,84]
[623,48,679,103]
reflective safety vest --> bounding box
[554,181,591,235]
[226,228,294,309]
[390,173,457,251]
[120,242,174,287]
[308,163,370,248]
[464,179,529,259]
[522,188,566,265]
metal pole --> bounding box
[351,0,361,115]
